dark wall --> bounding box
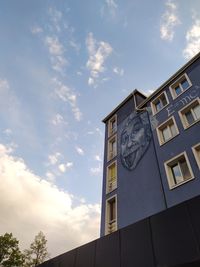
[38,195,200,267]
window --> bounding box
[105,195,117,235]
[151,91,169,115]
[108,115,117,137]
[192,143,200,170]
[108,135,117,161]
[107,161,117,193]
[179,98,200,129]
[170,73,192,99]
[156,116,179,145]
[164,152,194,189]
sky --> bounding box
[0,0,200,258]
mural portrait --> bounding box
[120,111,152,171]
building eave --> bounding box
[102,89,147,123]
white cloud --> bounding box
[48,152,61,165]
[87,127,103,136]
[45,35,68,74]
[146,89,154,96]
[86,32,113,86]
[0,79,36,146]
[66,162,73,168]
[45,36,63,55]
[45,36,67,74]
[0,78,9,92]
[95,127,103,136]
[88,77,95,86]
[106,0,118,17]
[58,164,66,173]
[95,155,102,162]
[183,19,200,59]
[77,71,82,76]
[113,67,124,76]
[101,0,118,18]
[3,128,12,136]
[31,26,43,34]
[52,56,68,73]
[51,113,66,126]
[69,40,80,53]
[46,171,55,182]
[0,144,100,257]
[75,146,84,156]
[106,0,118,9]
[160,0,180,41]
[58,162,73,173]
[87,131,94,135]
[53,79,82,121]
[48,7,62,32]
[90,165,102,176]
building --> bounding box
[38,52,200,267]
[100,52,200,236]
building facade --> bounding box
[38,52,200,267]
[100,52,200,236]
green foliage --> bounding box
[23,231,49,267]
[0,232,24,267]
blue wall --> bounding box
[149,57,200,208]
[101,56,200,236]
[100,95,166,236]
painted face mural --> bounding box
[120,111,152,170]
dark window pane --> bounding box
[160,94,167,107]
[111,120,117,133]
[185,111,195,125]
[180,159,191,180]
[174,85,182,95]
[109,199,116,221]
[155,100,162,111]
[172,164,183,184]
[181,79,190,90]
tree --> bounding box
[0,232,24,267]
[23,231,49,267]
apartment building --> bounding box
[101,52,200,236]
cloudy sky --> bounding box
[0,0,200,258]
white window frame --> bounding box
[164,152,194,190]
[107,134,117,161]
[178,98,200,129]
[192,143,200,170]
[106,161,117,194]
[105,194,117,235]
[156,116,179,146]
[108,114,117,137]
[151,91,169,115]
[169,73,192,100]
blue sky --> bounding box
[0,0,200,257]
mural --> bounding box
[120,111,152,171]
